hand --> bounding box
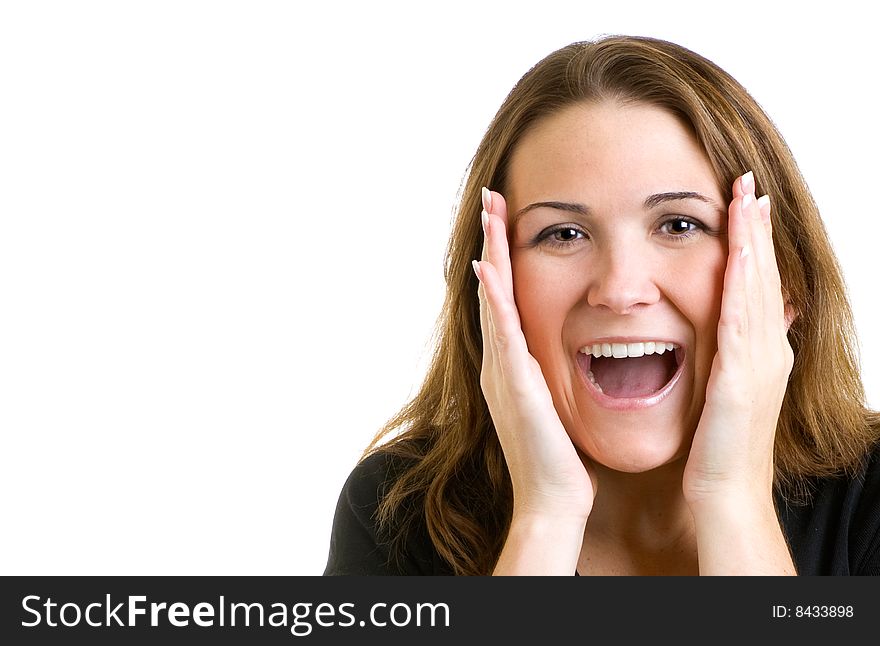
[474,187,595,523]
[683,171,795,508]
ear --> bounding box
[784,301,798,332]
[781,286,798,332]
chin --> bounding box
[567,413,693,474]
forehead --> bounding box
[507,101,723,205]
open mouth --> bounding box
[577,341,684,405]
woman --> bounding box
[324,35,880,575]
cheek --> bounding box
[511,255,582,358]
[668,246,726,369]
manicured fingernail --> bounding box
[472,259,483,281]
[481,187,492,213]
[757,194,771,212]
[742,192,754,210]
[481,209,490,234]
[740,245,750,259]
[741,171,755,195]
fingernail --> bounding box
[741,171,755,195]
[757,194,771,212]
[472,259,483,281]
[742,192,754,210]
[481,209,490,234]
[481,187,493,213]
[740,245,750,259]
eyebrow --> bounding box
[643,191,721,211]
[511,191,723,225]
[511,201,589,225]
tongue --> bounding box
[591,354,673,398]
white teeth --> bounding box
[586,370,603,393]
[579,341,680,358]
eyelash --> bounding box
[533,217,708,249]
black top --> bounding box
[323,447,880,575]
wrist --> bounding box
[510,508,591,533]
[688,492,795,575]
[511,493,593,527]
[493,512,588,576]
[684,466,774,514]
[688,492,776,529]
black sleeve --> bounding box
[322,451,446,575]
[851,447,880,574]
[780,444,880,575]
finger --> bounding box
[733,171,761,286]
[480,187,491,266]
[744,189,771,268]
[737,172,776,281]
[739,173,775,325]
[758,193,772,238]
[729,174,757,282]
[741,182,786,330]
[743,194,769,334]
[480,207,488,263]
[482,187,514,299]
[718,179,753,357]
[741,186,768,275]
[474,263,497,373]
[734,171,769,263]
[732,171,750,200]
[476,202,492,365]
[717,213,749,361]
[755,193,780,285]
[477,195,501,371]
[475,258,533,379]
[754,193,786,325]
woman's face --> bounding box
[506,101,728,473]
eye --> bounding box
[552,227,584,242]
[658,217,703,239]
[532,224,588,249]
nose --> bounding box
[586,244,661,314]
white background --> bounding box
[1,1,877,575]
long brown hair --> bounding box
[363,35,880,576]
